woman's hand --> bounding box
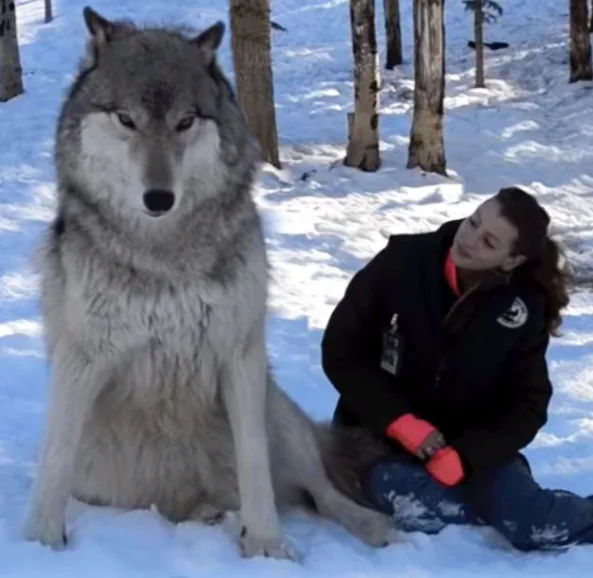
[426,446,465,486]
[386,414,447,460]
[416,429,446,460]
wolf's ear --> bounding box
[82,6,117,46]
[191,21,225,63]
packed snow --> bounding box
[1,0,593,576]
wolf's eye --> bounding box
[117,113,136,130]
[176,116,195,132]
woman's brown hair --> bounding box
[495,186,573,336]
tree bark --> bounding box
[383,0,402,68]
[345,0,381,172]
[474,0,485,87]
[229,0,281,168]
[569,0,592,82]
[407,0,446,175]
[0,0,24,102]
[44,0,53,23]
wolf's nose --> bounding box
[143,189,175,215]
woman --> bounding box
[321,186,593,551]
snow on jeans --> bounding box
[362,454,593,551]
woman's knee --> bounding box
[361,459,475,528]
[362,459,427,515]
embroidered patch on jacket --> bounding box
[497,296,528,329]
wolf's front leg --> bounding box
[222,334,297,561]
[23,342,111,549]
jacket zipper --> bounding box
[434,280,482,389]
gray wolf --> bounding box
[23,6,404,560]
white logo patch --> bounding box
[497,296,528,329]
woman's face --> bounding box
[451,198,526,272]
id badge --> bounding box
[380,314,404,376]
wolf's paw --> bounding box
[239,526,299,561]
[353,510,408,547]
[189,502,227,526]
[23,513,68,550]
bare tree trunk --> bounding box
[474,0,485,87]
[345,0,381,172]
[407,0,446,175]
[569,0,592,82]
[0,0,24,102]
[229,0,281,168]
[383,0,402,68]
[44,0,53,23]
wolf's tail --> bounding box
[313,421,395,505]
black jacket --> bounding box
[321,219,553,479]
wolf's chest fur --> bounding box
[67,259,231,410]
[74,266,212,341]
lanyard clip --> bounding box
[390,313,398,330]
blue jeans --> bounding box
[362,454,593,551]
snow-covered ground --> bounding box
[2,0,593,575]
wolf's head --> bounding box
[56,7,259,232]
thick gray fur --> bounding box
[23,6,404,560]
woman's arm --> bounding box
[321,240,443,461]
[449,325,552,479]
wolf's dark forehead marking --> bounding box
[141,85,175,119]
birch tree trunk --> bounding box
[569,0,592,82]
[0,0,24,102]
[345,0,381,172]
[45,0,53,23]
[383,0,402,68]
[407,0,446,175]
[229,0,281,168]
[474,0,485,87]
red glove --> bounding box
[425,446,464,486]
[386,413,437,455]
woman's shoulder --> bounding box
[379,223,452,264]
[357,221,460,291]
[503,277,548,335]
[360,233,428,289]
